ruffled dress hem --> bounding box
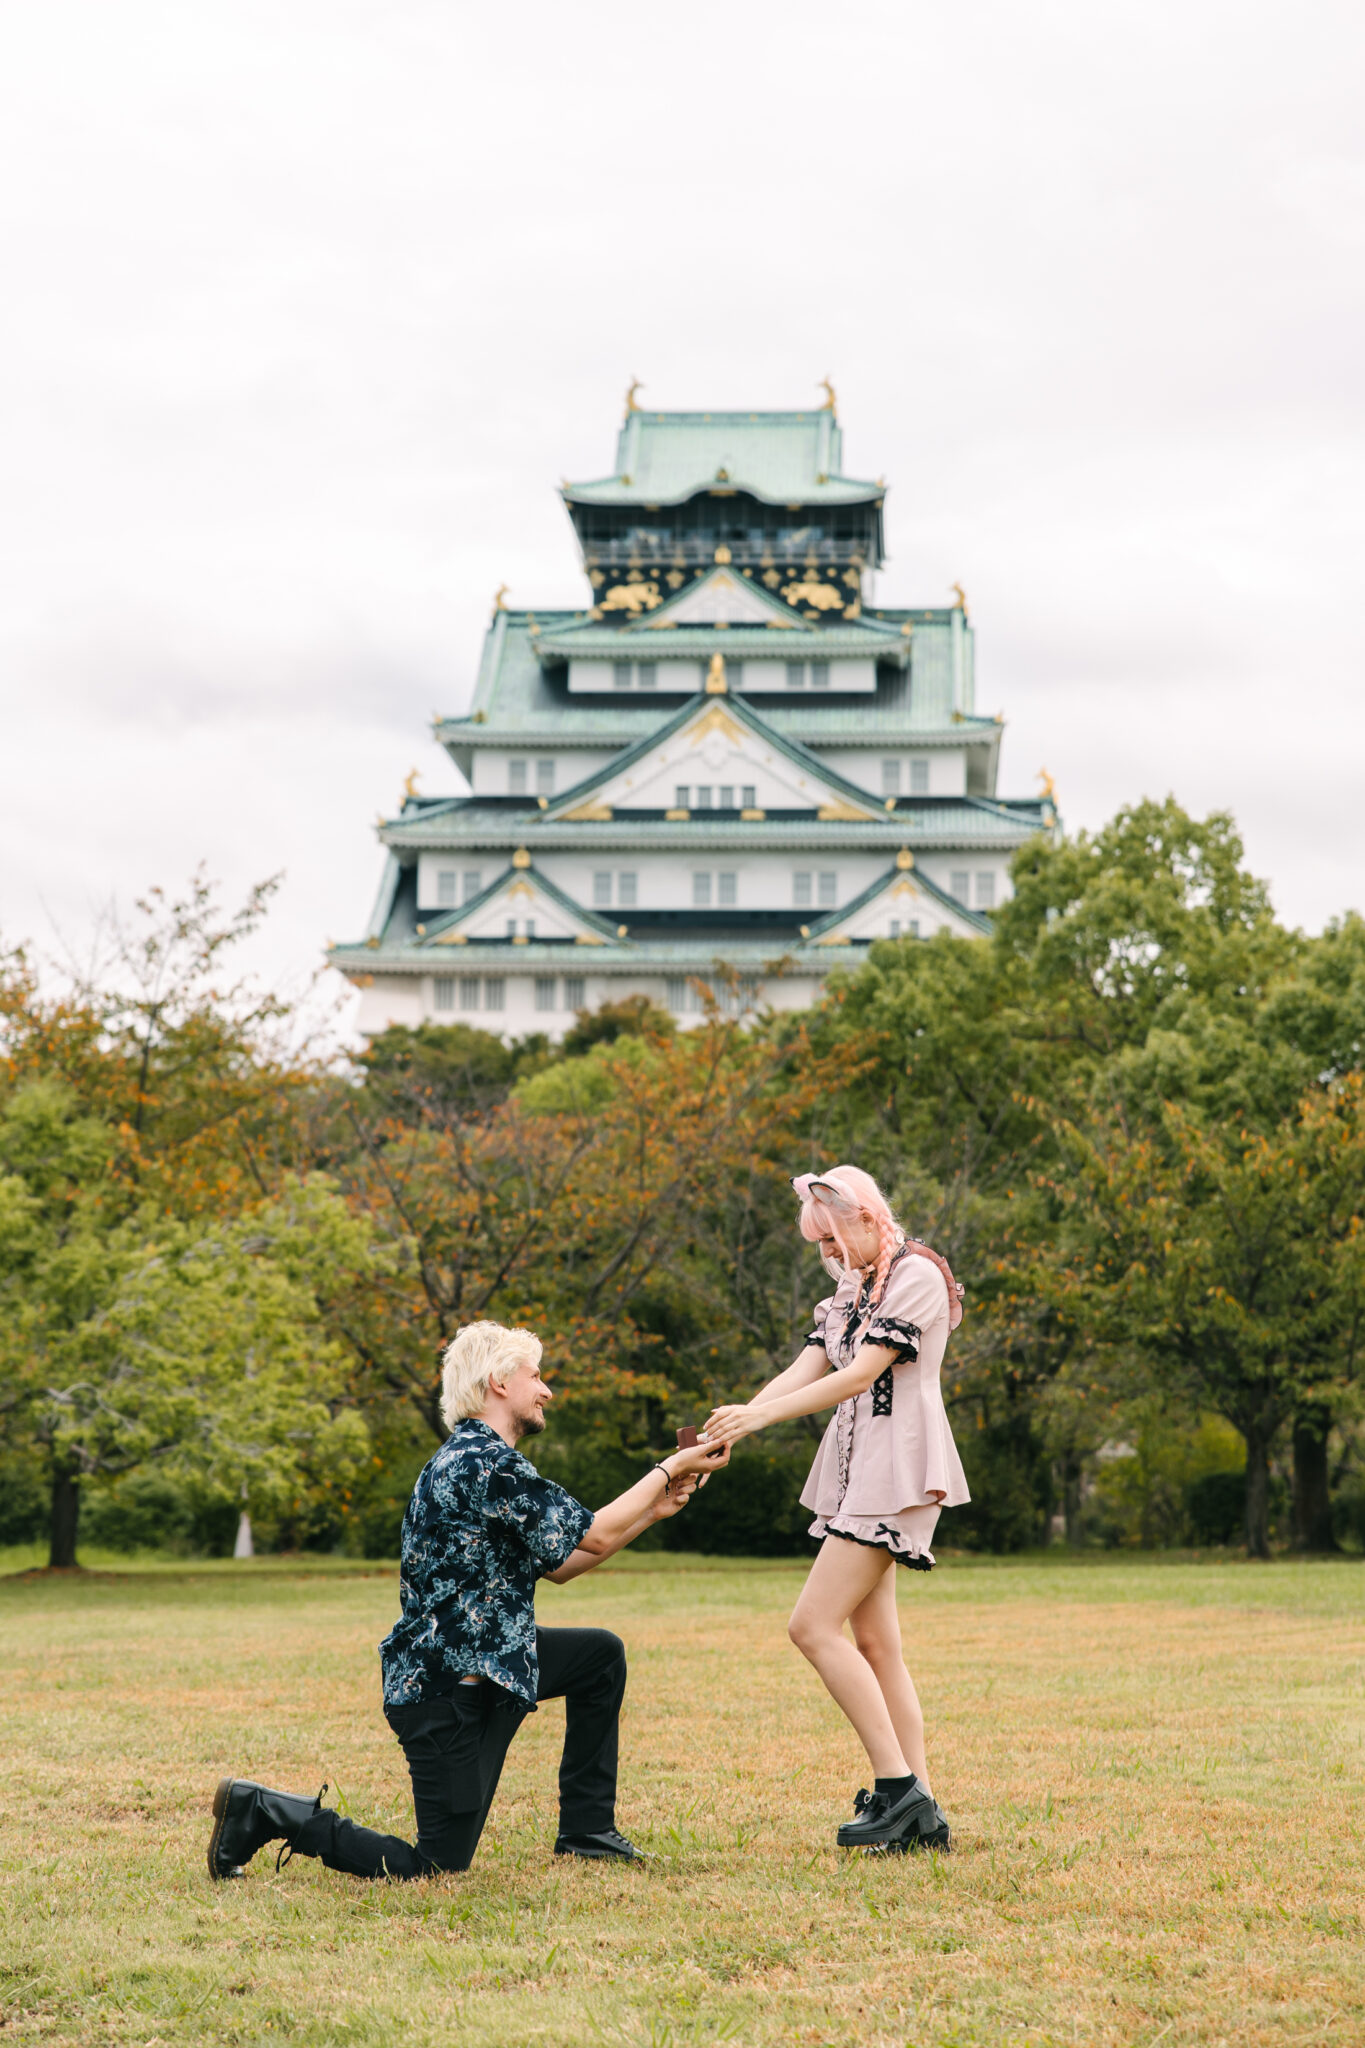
[808,1512,937,1572]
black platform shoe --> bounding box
[836,1778,942,1852]
[207,1777,327,1880]
[553,1827,648,1864]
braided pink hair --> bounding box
[795,1164,904,1318]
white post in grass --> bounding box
[233,1483,254,1560]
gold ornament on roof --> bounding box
[625,378,643,414]
[1037,768,1058,806]
[402,767,419,799]
[896,848,915,870]
[705,653,728,694]
[512,847,532,869]
[818,376,836,413]
[950,582,968,612]
[493,583,509,612]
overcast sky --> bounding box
[2,0,1361,1021]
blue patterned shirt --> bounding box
[379,1419,594,1707]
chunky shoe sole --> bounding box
[553,1839,647,1864]
[207,1776,245,1882]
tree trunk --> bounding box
[1243,1424,1272,1560]
[1291,1407,1339,1553]
[49,1470,80,1570]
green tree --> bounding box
[0,1079,379,1566]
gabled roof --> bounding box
[412,861,621,947]
[538,690,884,824]
[804,859,992,944]
[629,564,808,630]
[563,407,882,509]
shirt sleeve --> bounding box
[483,1457,594,1573]
[800,1293,836,1351]
[861,1253,948,1364]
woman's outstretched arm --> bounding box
[706,1343,900,1444]
[743,1343,831,1410]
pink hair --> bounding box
[795,1164,904,1319]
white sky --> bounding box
[2,0,1362,1018]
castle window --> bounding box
[525,918,536,939]
[718,785,734,809]
[564,975,585,1011]
[675,785,689,810]
[484,978,506,1011]
[793,872,812,907]
[437,869,457,907]
[506,918,516,938]
[593,872,612,907]
[462,870,483,903]
[693,873,713,907]
[695,786,713,809]
[818,872,837,907]
[975,872,996,910]
[950,871,970,903]
[718,872,737,907]
[785,661,805,689]
[889,921,899,940]
[508,760,528,794]
[666,976,686,1011]
[637,662,657,689]
[535,759,555,794]
[433,976,455,1011]
[741,784,756,809]
[881,761,900,797]
[810,662,830,689]
[910,759,929,794]
[459,976,481,1011]
[618,872,638,908]
[613,662,632,691]
[535,977,556,1012]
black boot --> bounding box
[836,1777,939,1851]
[208,1777,327,1881]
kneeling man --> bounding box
[208,1320,724,1879]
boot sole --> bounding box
[207,1776,242,1881]
[553,1844,646,1864]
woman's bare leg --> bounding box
[848,1567,930,1787]
[787,1538,909,1777]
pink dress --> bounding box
[799,1246,970,1570]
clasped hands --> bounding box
[654,1434,732,1520]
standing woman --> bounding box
[704,1167,969,1853]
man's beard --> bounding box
[513,1410,547,1440]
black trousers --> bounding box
[286,1626,626,1879]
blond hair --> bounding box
[439,1320,542,1430]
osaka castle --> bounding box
[330,390,1055,1037]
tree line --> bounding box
[2,799,1363,1569]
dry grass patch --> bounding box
[1,1551,1363,2046]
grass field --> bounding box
[2,1549,1363,2047]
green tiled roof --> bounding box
[563,407,879,509]
[377,801,1048,853]
[533,622,907,661]
[805,862,992,939]
[443,615,983,743]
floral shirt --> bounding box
[379,1418,593,1708]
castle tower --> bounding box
[330,394,1053,1034]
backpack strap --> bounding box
[902,1239,966,1332]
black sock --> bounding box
[874,1773,919,1798]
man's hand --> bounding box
[652,1472,699,1521]
[702,1404,763,1447]
[669,1438,731,1477]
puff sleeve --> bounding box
[861,1252,949,1363]
[801,1293,837,1352]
